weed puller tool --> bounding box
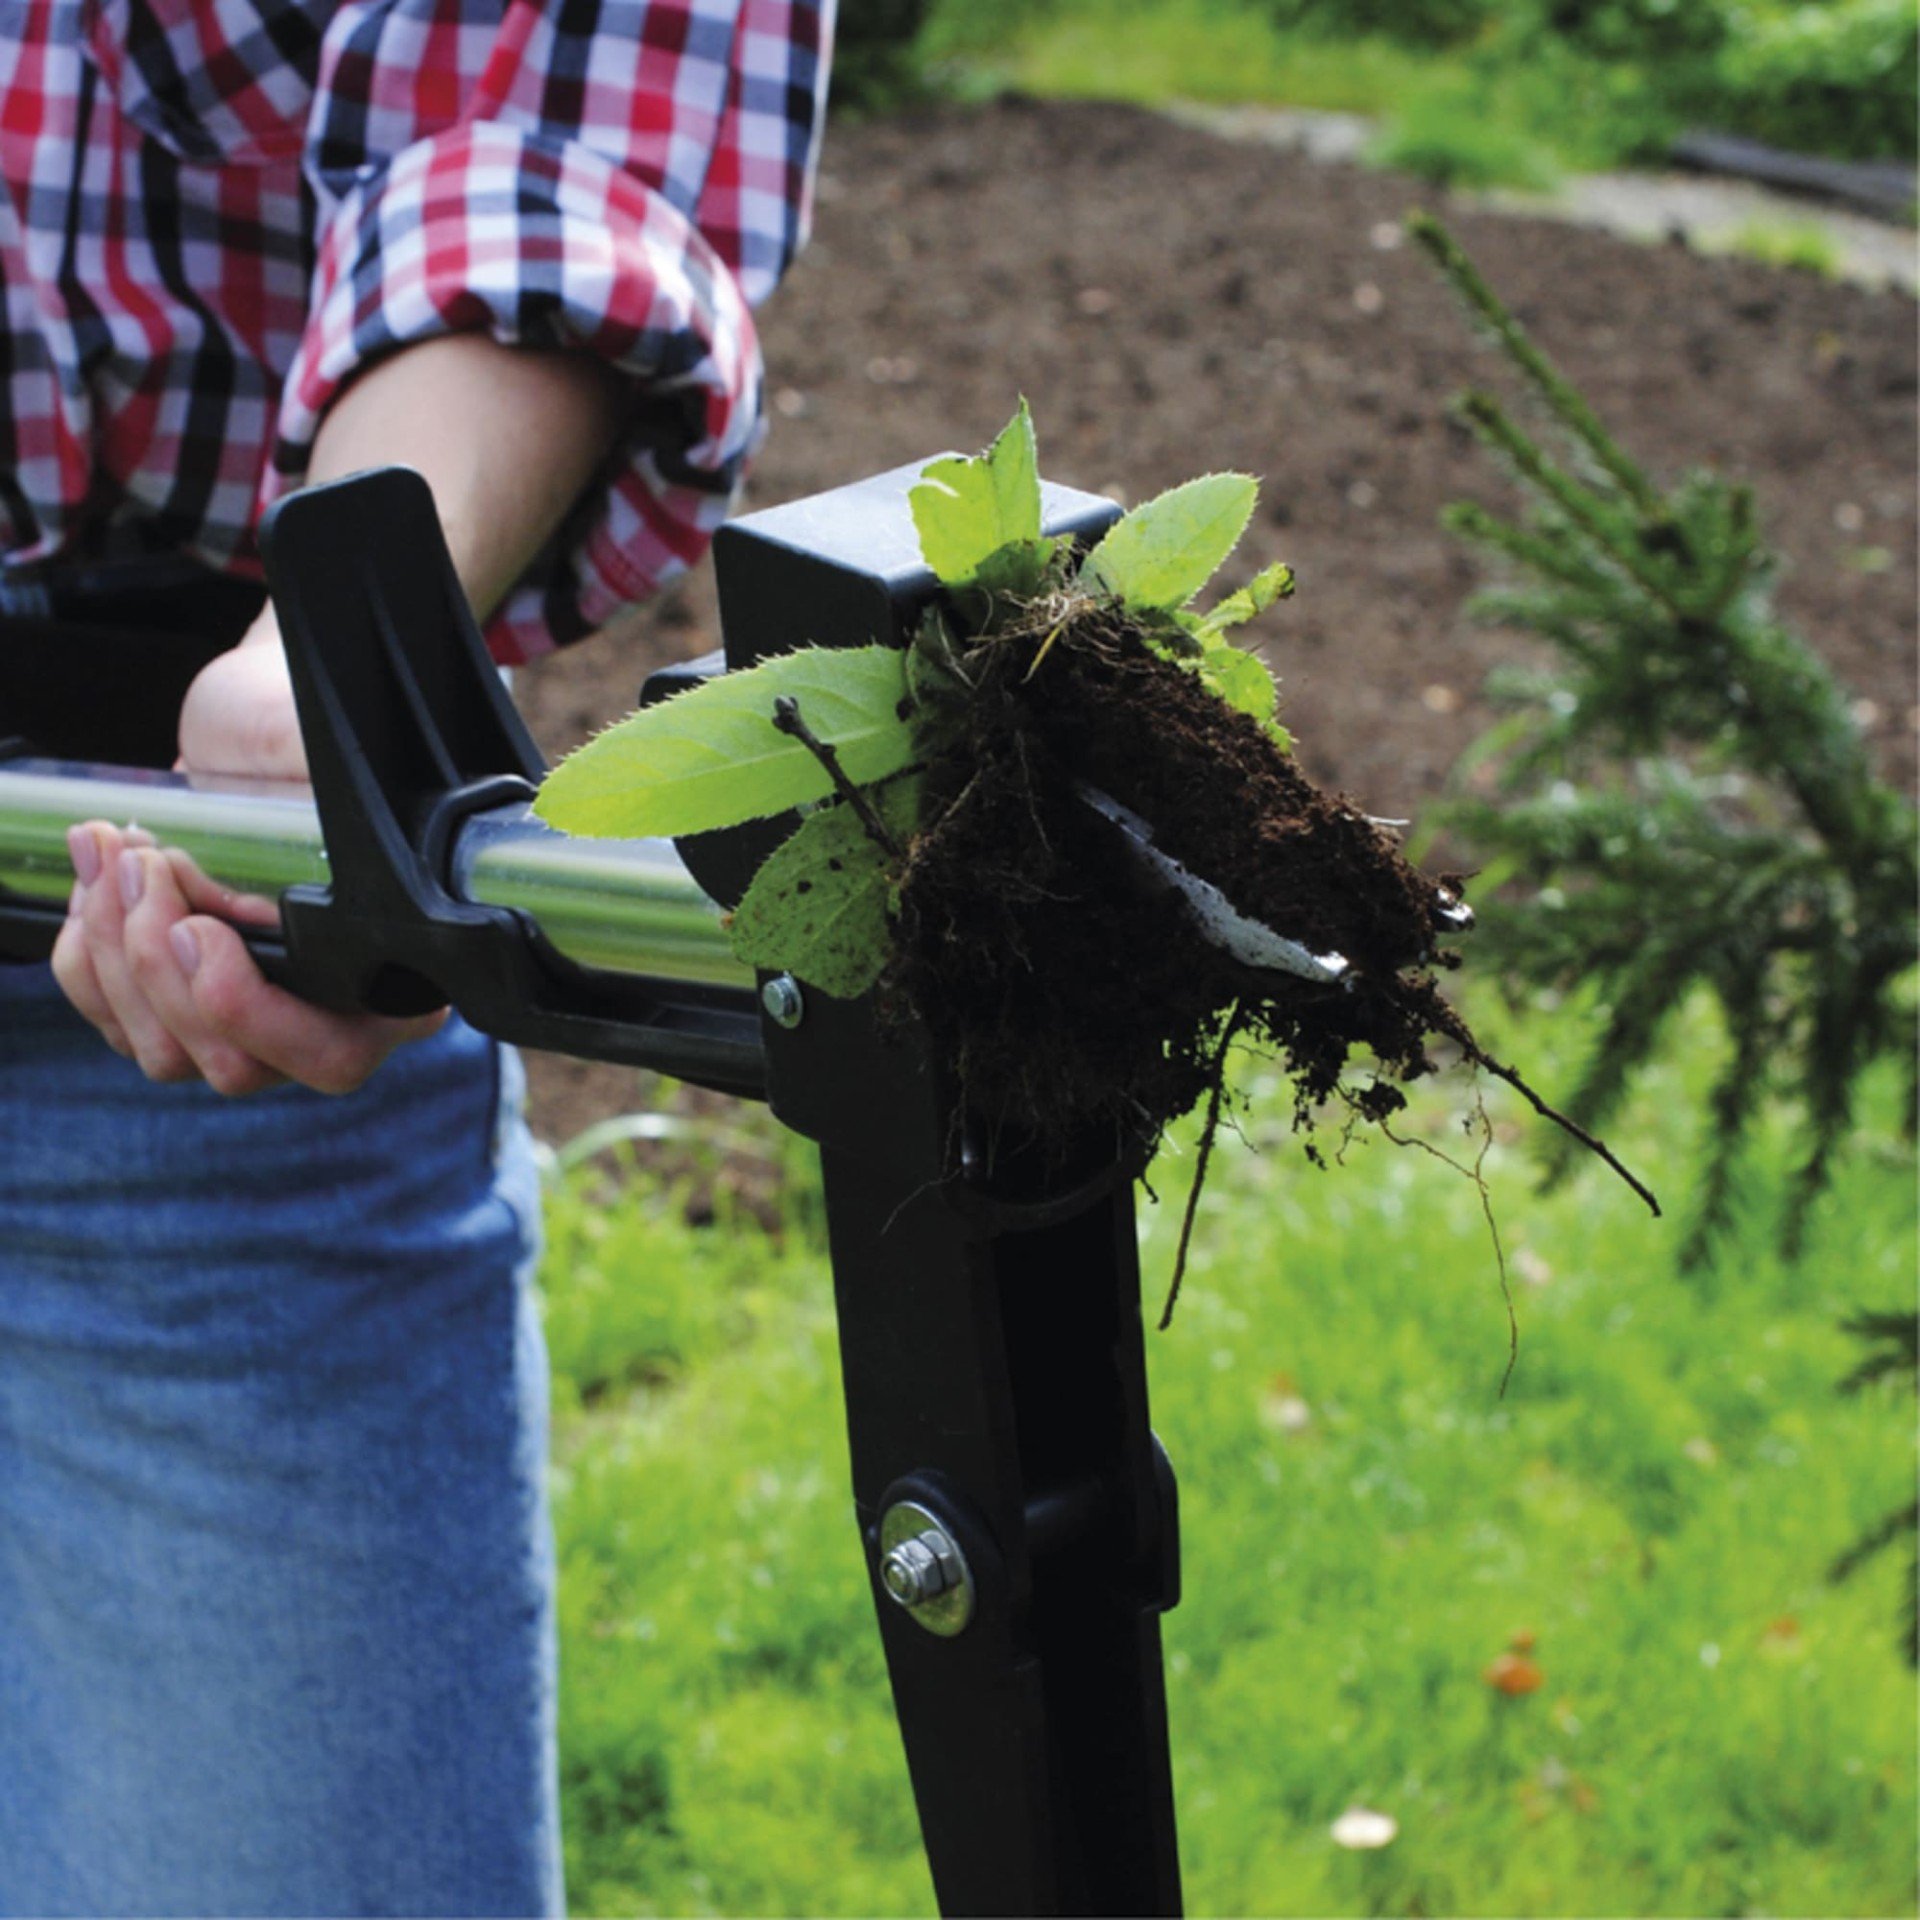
[0,461,1195,1917]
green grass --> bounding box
[919,0,1658,184]
[929,3,1431,118]
[1715,219,1848,277]
[542,994,1918,1915]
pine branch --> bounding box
[1416,218,1917,1263]
[1443,501,1623,600]
[1410,212,1661,515]
[1836,1308,1920,1395]
[1828,1500,1919,1588]
[1682,966,1772,1268]
[1455,394,1687,618]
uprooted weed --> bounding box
[880,598,1655,1320]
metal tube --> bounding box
[0,758,749,989]
[453,805,749,987]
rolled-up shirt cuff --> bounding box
[262,119,764,662]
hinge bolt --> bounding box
[881,1533,954,1606]
[760,973,805,1029]
[877,1502,974,1637]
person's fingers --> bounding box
[158,845,280,929]
[118,848,285,1097]
[56,823,142,1057]
[177,913,446,1095]
[50,876,133,1057]
[56,820,442,1098]
[72,828,196,1082]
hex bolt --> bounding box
[760,973,805,1030]
[876,1501,975,1637]
[881,1532,955,1607]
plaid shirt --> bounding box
[0,0,829,660]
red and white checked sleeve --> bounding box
[260,0,830,663]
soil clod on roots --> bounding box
[885,598,1655,1319]
[897,602,1461,1146]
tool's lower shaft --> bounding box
[0,759,748,989]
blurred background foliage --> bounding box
[834,0,1918,181]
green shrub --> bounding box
[831,0,934,114]
[1717,0,1919,160]
[921,0,1918,164]
[1518,0,1732,62]
[1261,0,1504,48]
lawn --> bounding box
[541,991,1917,1916]
[908,0,1917,185]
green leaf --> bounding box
[904,607,973,752]
[1141,608,1207,658]
[909,400,1057,597]
[1198,645,1279,728]
[534,646,913,839]
[1081,473,1258,611]
[1196,561,1295,639]
[727,778,923,998]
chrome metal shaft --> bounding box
[0,758,748,989]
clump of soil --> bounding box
[891,603,1471,1161]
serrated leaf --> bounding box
[909,400,1055,596]
[1196,561,1295,639]
[535,646,913,839]
[1198,644,1279,727]
[728,778,923,998]
[1081,473,1258,610]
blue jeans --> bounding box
[0,963,560,1916]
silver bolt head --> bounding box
[881,1535,950,1607]
[760,973,805,1029]
[876,1504,975,1637]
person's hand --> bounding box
[51,616,447,1095]
[53,333,625,1093]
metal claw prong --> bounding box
[1077,785,1351,986]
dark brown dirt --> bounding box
[1044,632,1449,973]
[889,606,1461,1157]
[514,98,1918,1145]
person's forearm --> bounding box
[183,333,629,781]
[245,332,628,641]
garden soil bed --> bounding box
[515,98,1917,1147]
